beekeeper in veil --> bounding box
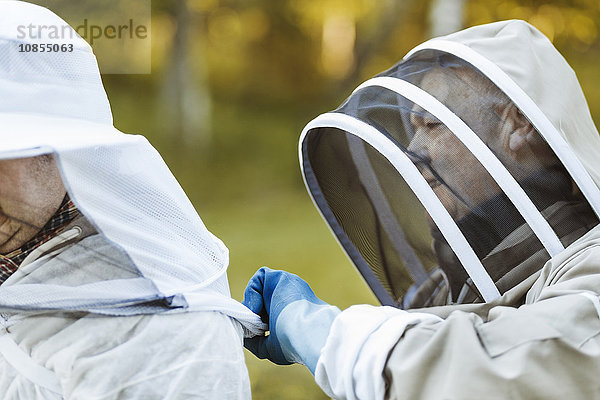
[243,20,600,399]
[0,2,265,399]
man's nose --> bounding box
[406,141,431,164]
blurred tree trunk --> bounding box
[428,0,465,38]
[339,0,406,90]
[162,0,211,147]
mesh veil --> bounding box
[300,21,600,309]
[0,2,265,335]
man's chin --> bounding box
[0,223,28,254]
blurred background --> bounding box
[97,0,600,398]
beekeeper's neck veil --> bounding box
[300,20,600,308]
[0,2,265,335]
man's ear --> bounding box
[495,102,556,166]
[496,102,534,152]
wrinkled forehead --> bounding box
[415,64,498,111]
[419,69,451,101]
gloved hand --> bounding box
[243,267,340,374]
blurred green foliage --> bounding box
[97,0,600,397]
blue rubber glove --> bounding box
[243,267,340,374]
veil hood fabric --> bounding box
[300,20,600,308]
[0,1,265,336]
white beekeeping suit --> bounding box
[293,20,600,398]
[0,2,265,399]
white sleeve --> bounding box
[314,305,442,400]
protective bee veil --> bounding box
[300,20,600,308]
[0,1,265,335]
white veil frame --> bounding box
[300,21,600,306]
[299,112,502,302]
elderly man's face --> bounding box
[406,70,502,222]
[406,67,556,223]
[0,156,66,254]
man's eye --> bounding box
[424,120,442,129]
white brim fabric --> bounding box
[0,2,265,336]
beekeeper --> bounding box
[0,2,265,399]
[244,20,600,399]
